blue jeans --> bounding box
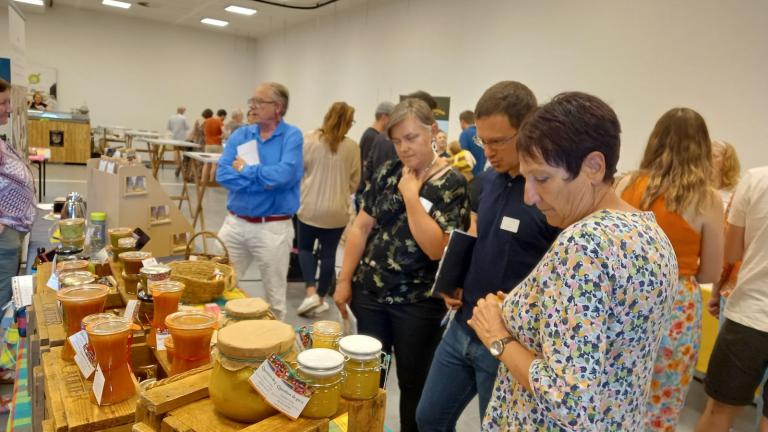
[296,220,344,298]
[0,246,21,308]
[416,320,500,432]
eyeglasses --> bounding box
[247,98,277,108]
[473,133,517,149]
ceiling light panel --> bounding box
[225,5,258,16]
[201,18,229,27]
[14,0,45,6]
[102,0,131,9]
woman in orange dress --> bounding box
[617,108,724,431]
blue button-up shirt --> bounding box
[216,121,304,217]
[459,125,486,177]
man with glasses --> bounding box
[216,82,303,320]
[416,81,560,431]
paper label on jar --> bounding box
[123,300,139,323]
[94,248,109,262]
[70,330,96,378]
[47,273,59,291]
[141,257,158,267]
[92,365,105,405]
[156,331,170,351]
[249,359,310,420]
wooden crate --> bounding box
[42,344,160,432]
[134,365,386,432]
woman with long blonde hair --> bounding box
[617,107,724,431]
[295,102,361,316]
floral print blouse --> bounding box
[483,210,678,431]
[354,159,470,304]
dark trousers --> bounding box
[296,220,344,298]
[351,287,447,432]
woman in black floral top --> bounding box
[334,99,470,432]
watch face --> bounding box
[490,340,503,357]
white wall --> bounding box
[253,0,768,172]
[0,5,260,132]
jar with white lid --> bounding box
[339,335,383,400]
[297,348,345,419]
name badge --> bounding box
[500,216,520,233]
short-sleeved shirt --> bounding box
[203,117,224,145]
[354,160,470,304]
[459,125,486,177]
[484,210,677,431]
[357,127,380,194]
[457,172,559,325]
[724,166,768,333]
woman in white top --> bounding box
[296,102,361,316]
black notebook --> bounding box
[431,230,477,296]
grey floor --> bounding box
[7,161,762,431]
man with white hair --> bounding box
[167,106,189,141]
[216,82,303,319]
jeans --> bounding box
[296,220,343,298]
[416,320,500,431]
[0,247,21,308]
[351,288,446,432]
[218,215,293,319]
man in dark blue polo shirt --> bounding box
[416,81,560,431]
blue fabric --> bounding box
[459,125,485,177]
[216,121,304,217]
[0,245,20,308]
[457,172,559,324]
[416,321,500,431]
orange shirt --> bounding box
[622,175,701,276]
[203,117,223,145]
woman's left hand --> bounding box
[468,292,511,349]
[398,167,425,200]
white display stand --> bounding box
[86,158,194,257]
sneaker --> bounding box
[297,294,321,316]
[309,302,330,317]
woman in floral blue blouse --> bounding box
[469,92,678,431]
[334,98,470,432]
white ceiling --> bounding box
[13,0,375,39]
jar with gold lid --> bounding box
[297,348,345,419]
[339,335,383,400]
[209,320,296,422]
[311,320,342,350]
[222,297,274,326]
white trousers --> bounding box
[217,215,294,320]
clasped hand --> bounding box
[398,167,426,199]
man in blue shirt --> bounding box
[416,82,560,431]
[216,82,303,320]
[459,110,485,177]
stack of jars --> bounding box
[59,217,86,250]
[147,280,184,349]
[118,251,151,295]
[57,283,109,361]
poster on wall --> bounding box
[400,94,451,135]
[26,63,58,111]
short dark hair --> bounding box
[217,109,227,117]
[517,91,621,183]
[405,90,437,110]
[459,110,475,124]
[474,81,537,129]
[202,108,213,118]
[0,78,9,93]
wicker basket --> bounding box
[185,231,229,264]
[168,260,236,304]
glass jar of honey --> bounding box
[57,284,109,361]
[165,335,175,363]
[80,313,118,380]
[59,217,86,240]
[119,251,151,275]
[148,281,184,349]
[311,320,342,350]
[297,348,345,419]
[85,318,136,405]
[56,259,90,275]
[108,227,133,249]
[59,271,96,290]
[339,335,383,400]
[165,311,216,375]
[138,265,171,300]
[121,271,140,295]
[222,297,273,326]
[209,320,296,422]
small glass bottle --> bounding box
[311,320,342,350]
[297,348,345,419]
[339,335,383,400]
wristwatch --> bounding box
[489,335,515,358]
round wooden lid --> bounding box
[224,298,271,319]
[217,320,294,359]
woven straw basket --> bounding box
[168,260,236,304]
